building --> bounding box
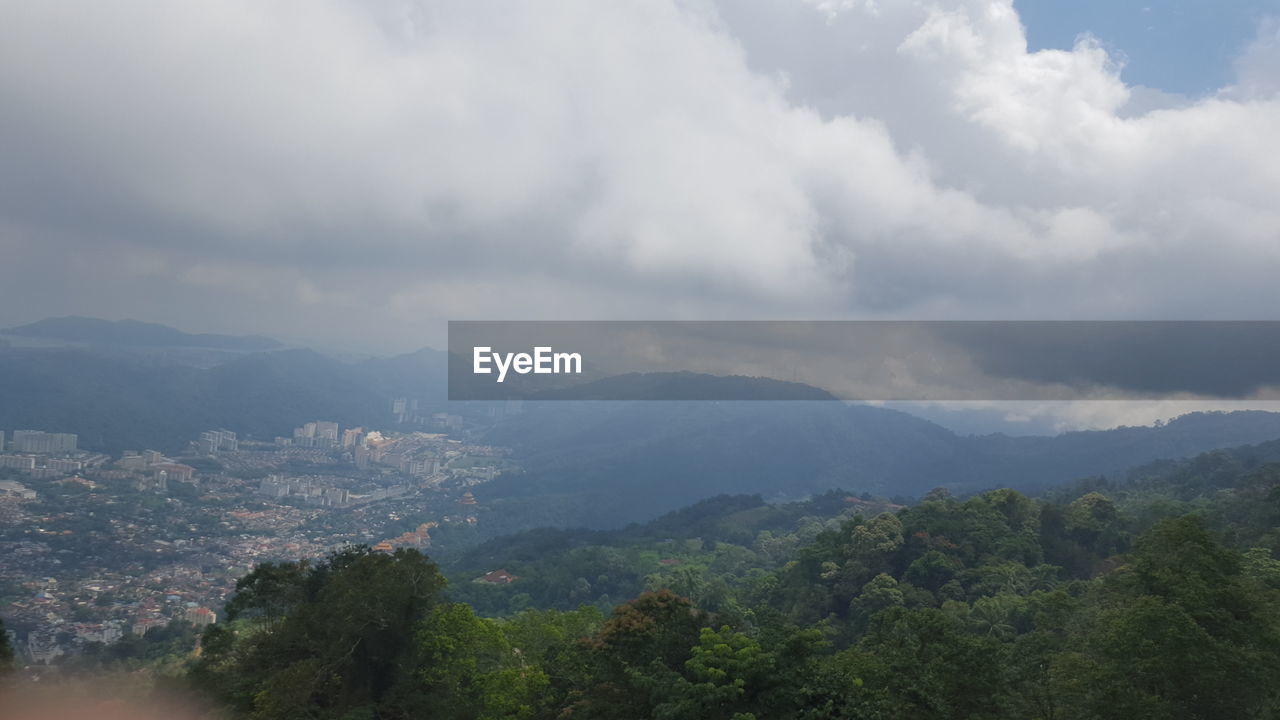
[0,455,36,471]
[199,429,238,453]
[27,627,64,664]
[73,622,124,645]
[151,463,195,484]
[117,452,149,471]
[11,430,78,454]
[257,475,290,498]
[184,607,217,627]
[315,421,339,445]
[0,480,36,500]
[476,569,517,585]
[132,617,169,637]
[45,457,84,473]
[294,421,340,448]
[322,487,349,506]
[342,427,364,450]
[293,422,316,444]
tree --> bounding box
[1053,516,1280,719]
[569,591,709,719]
[0,616,13,675]
[655,626,776,720]
[192,547,449,719]
[850,574,905,630]
[847,607,1004,720]
[405,602,549,720]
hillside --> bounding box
[3,316,281,351]
[475,401,1280,527]
[448,437,1280,615]
[0,347,391,451]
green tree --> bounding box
[403,602,549,719]
[1053,516,1280,720]
[0,616,14,675]
[192,547,448,719]
[570,590,709,719]
[656,626,776,720]
[849,574,905,630]
[847,607,1004,720]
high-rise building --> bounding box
[11,430,77,454]
[199,429,238,453]
[315,421,339,445]
[342,427,364,450]
[199,432,218,454]
[292,421,339,448]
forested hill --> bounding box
[152,440,1280,719]
[0,348,393,451]
[446,436,1280,616]
[476,402,1280,527]
[0,344,449,451]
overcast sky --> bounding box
[1,2,1277,388]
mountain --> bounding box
[5,339,1280,534]
[3,316,281,352]
[0,347,389,451]
[358,347,450,401]
[473,402,1280,528]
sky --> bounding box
[1016,0,1277,95]
[0,0,1278,429]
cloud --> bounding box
[1229,16,1280,100]
[0,0,1277,360]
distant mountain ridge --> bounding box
[5,328,1280,536]
[0,347,395,451]
[475,402,1280,528]
[3,316,282,351]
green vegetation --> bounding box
[175,446,1280,718]
[0,616,13,675]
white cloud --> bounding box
[1228,16,1280,100]
[0,0,1276,360]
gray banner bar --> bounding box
[447,321,1280,401]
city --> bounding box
[0,406,512,666]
